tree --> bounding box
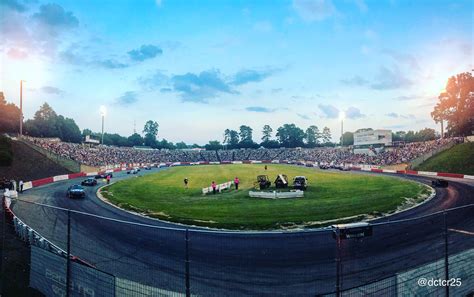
[56,116,82,143]
[416,128,437,141]
[276,124,305,148]
[0,92,20,133]
[261,125,273,142]
[431,72,474,136]
[176,141,188,149]
[342,131,354,146]
[305,125,320,147]
[128,133,144,146]
[224,129,239,148]
[392,131,406,142]
[143,120,159,147]
[239,125,257,148]
[204,140,223,151]
[321,126,332,144]
[405,130,416,142]
[25,103,60,138]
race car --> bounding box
[144,166,151,170]
[319,164,330,170]
[95,173,113,179]
[432,179,448,188]
[293,176,308,190]
[67,185,86,198]
[127,168,139,174]
[81,178,98,186]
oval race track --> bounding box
[10,167,474,296]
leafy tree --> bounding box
[175,141,188,149]
[224,129,239,148]
[260,140,280,148]
[204,140,223,151]
[0,92,20,133]
[276,123,305,148]
[342,131,354,146]
[239,125,258,148]
[305,125,320,147]
[392,131,406,142]
[56,116,82,143]
[143,120,159,147]
[321,126,332,144]
[432,72,474,136]
[128,133,144,146]
[405,130,416,142]
[82,129,93,136]
[416,128,437,141]
[261,125,273,142]
[25,103,60,138]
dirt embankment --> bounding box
[0,140,72,181]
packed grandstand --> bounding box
[25,136,462,167]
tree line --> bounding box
[0,70,471,149]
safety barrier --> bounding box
[14,159,473,196]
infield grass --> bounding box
[101,164,429,230]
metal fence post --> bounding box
[335,233,341,297]
[185,229,190,297]
[444,211,449,297]
[66,209,71,297]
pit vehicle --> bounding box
[256,175,271,190]
[274,174,289,189]
[293,176,308,190]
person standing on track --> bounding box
[19,180,24,193]
[234,177,240,190]
[211,181,217,194]
[106,174,111,184]
[184,178,189,189]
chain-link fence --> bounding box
[2,198,473,297]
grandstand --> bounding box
[23,135,462,168]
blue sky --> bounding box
[1,0,472,144]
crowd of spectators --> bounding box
[25,136,462,167]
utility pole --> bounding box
[19,80,24,136]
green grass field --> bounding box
[101,164,429,230]
[415,143,474,175]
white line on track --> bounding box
[448,228,474,236]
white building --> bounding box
[353,129,392,155]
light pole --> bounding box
[339,111,345,147]
[99,106,107,145]
[19,80,26,136]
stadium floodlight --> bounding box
[339,111,345,147]
[99,105,107,117]
[99,105,107,144]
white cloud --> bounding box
[292,0,336,22]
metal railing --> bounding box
[2,198,474,297]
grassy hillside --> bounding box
[0,136,13,166]
[102,164,429,230]
[415,142,474,175]
[0,138,72,181]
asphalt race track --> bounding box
[10,167,474,296]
